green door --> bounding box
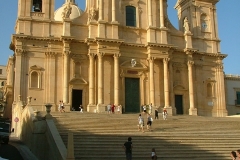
[125,78,140,113]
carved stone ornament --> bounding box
[89,7,97,21]
[131,59,137,67]
[183,17,190,32]
[62,3,72,19]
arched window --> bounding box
[126,6,136,27]
[31,71,39,88]
[1,81,4,86]
[32,0,42,12]
[207,83,212,97]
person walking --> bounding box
[155,108,159,120]
[117,104,122,114]
[111,104,115,114]
[151,148,157,160]
[230,151,237,160]
[138,114,144,133]
[147,113,153,131]
[79,105,83,113]
[162,109,167,120]
[123,137,133,160]
[61,101,65,112]
[107,104,111,114]
[236,149,240,160]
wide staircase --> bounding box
[51,112,240,160]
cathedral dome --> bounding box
[54,1,83,21]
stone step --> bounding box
[50,112,240,160]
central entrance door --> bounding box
[72,89,82,111]
[175,95,183,114]
[125,78,140,113]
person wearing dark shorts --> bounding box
[147,113,153,131]
[123,137,133,160]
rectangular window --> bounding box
[0,69,2,74]
[236,91,240,105]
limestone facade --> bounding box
[225,74,240,115]
[5,0,228,117]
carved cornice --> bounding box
[13,34,62,42]
[121,43,145,48]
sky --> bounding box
[0,0,239,75]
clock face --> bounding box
[202,22,207,29]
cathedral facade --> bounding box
[5,0,228,117]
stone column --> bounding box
[112,0,116,22]
[114,53,120,106]
[88,53,95,105]
[213,58,228,117]
[163,58,170,107]
[148,57,155,106]
[63,51,70,104]
[148,0,152,26]
[99,0,103,21]
[14,49,25,102]
[97,53,104,105]
[187,60,197,115]
[159,0,165,28]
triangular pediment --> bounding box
[69,77,88,85]
[120,59,147,70]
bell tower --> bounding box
[175,0,220,53]
[16,0,55,35]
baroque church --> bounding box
[4,0,228,117]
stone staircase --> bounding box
[51,112,240,160]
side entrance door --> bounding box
[72,89,83,111]
[125,78,140,113]
[175,95,183,114]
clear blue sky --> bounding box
[0,1,239,75]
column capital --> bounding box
[63,51,71,56]
[88,53,96,58]
[113,53,121,58]
[45,52,57,58]
[97,52,105,58]
[188,60,194,67]
[15,49,26,56]
[163,58,170,64]
[148,56,156,63]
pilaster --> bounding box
[148,57,155,106]
[163,58,170,108]
[113,53,121,106]
[63,46,71,104]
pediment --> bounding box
[69,77,88,85]
[174,85,185,90]
[30,65,43,71]
[120,59,147,70]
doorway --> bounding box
[125,78,140,113]
[175,95,183,114]
[72,89,83,111]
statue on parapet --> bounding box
[183,17,190,33]
[62,3,72,19]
